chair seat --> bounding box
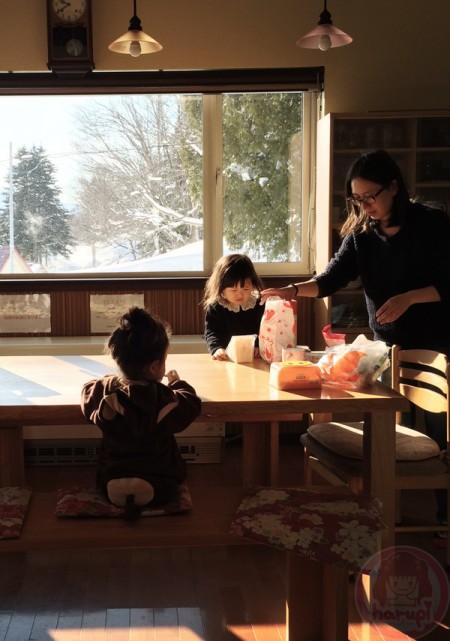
[300,431,447,477]
[306,420,442,461]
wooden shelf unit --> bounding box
[314,110,450,347]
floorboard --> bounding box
[0,437,448,641]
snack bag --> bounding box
[259,297,297,363]
[317,335,390,389]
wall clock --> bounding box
[47,0,95,77]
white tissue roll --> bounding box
[226,335,256,363]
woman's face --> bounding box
[222,278,253,306]
[350,178,397,225]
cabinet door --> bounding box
[415,117,450,214]
[331,288,370,336]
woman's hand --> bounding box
[260,286,293,305]
[166,369,180,384]
[376,293,412,324]
[212,348,228,361]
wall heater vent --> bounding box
[24,436,223,466]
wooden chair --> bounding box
[301,345,450,565]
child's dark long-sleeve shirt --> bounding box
[204,297,265,355]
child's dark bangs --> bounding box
[223,265,252,289]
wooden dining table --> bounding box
[0,352,409,548]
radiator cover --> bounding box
[24,436,223,466]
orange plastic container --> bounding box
[269,360,322,390]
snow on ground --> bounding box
[48,240,205,273]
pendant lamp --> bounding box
[296,0,352,52]
[108,0,162,57]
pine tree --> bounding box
[183,92,304,261]
[222,93,303,261]
[0,145,74,266]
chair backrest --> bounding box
[391,345,449,444]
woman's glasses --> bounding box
[347,185,386,207]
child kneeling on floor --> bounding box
[81,307,202,519]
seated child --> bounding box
[202,254,265,360]
[81,307,201,519]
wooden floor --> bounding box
[1,436,449,641]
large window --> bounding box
[0,69,321,279]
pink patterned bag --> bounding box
[259,297,297,363]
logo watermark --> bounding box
[355,545,449,638]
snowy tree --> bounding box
[0,146,74,265]
[222,93,303,261]
[185,92,303,261]
[71,95,203,261]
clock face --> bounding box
[52,0,87,24]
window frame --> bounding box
[0,67,324,284]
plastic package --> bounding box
[317,335,390,389]
[269,360,322,390]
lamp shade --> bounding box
[296,24,352,50]
[108,29,163,55]
[108,0,162,56]
[296,1,352,51]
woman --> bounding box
[262,149,450,351]
[261,149,450,527]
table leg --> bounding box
[363,409,396,549]
[269,421,279,485]
[242,421,279,486]
[286,552,348,641]
[0,426,25,486]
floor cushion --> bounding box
[229,485,384,573]
[55,484,192,518]
[0,486,32,540]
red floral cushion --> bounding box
[230,486,384,573]
[0,486,32,540]
[55,485,192,518]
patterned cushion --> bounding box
[0,486,32,540]
[56,485,192,518]
[307,421,441,461]
[230,486,384,573]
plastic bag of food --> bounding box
[317,335,390,389]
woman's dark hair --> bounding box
[202,253,264,308]
[107,307,170,379]
[341,149,411,236]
